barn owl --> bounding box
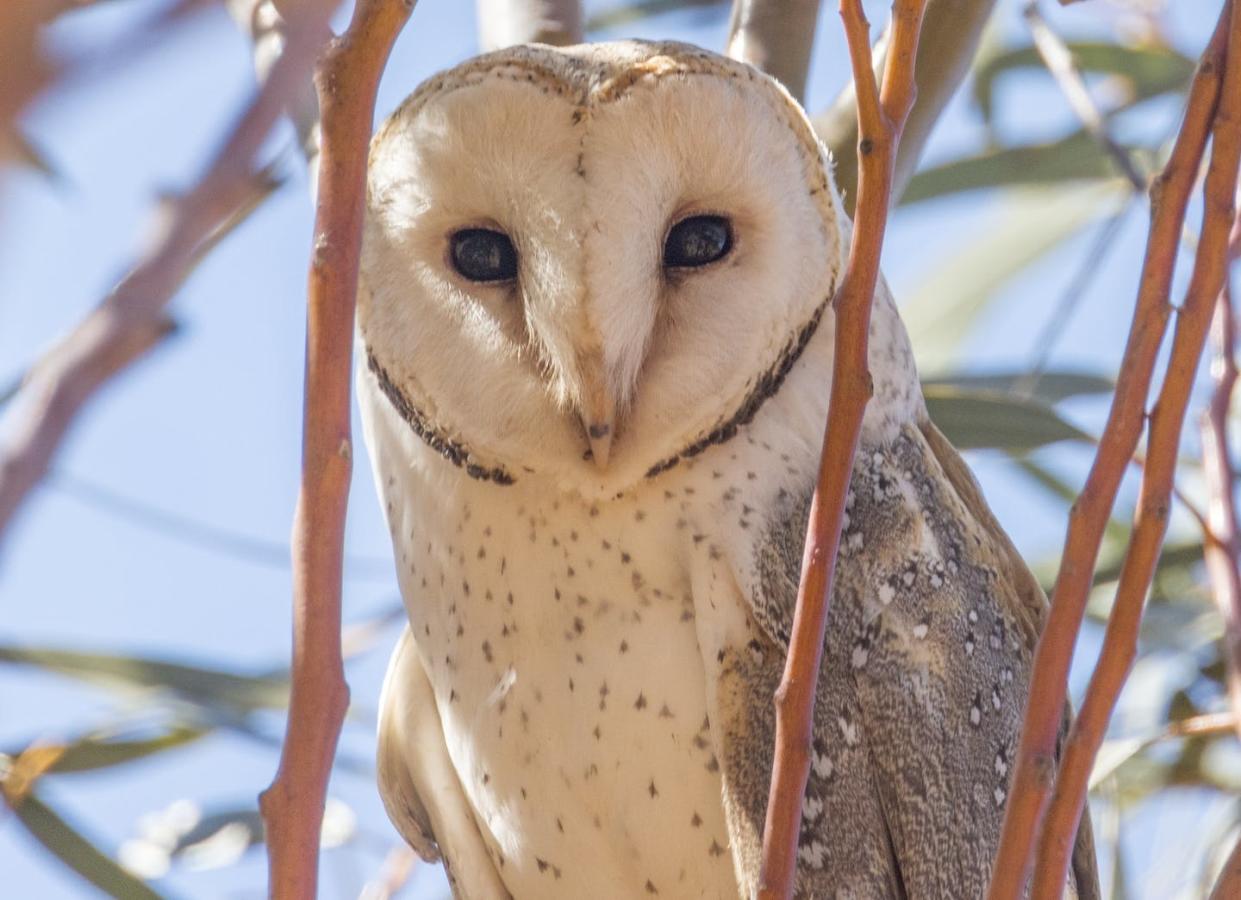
[357,40,1099,899]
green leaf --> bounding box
[973,40,1195,123]
[586,0,725,31]
[923,385,1090,451]
[0,646,288,715]
[1091,539,1204,588]
[10,792,168,899]
[902,185,1120,373]
[922,370,1113,404]
[902,131,1138,205]
[46,726,206,774]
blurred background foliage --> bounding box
[0,0,1237,897]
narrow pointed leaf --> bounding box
[922,370,1113,403]
[973,40,1194,122]
[923,386,1090,451]
[0,646,288,713]
[9,792,167,899]
[901,131,1138,205]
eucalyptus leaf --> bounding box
[10,792,168,899]
[922,370,1113,403]
[902,131,1136,205]
[46,726,206,774]
[1091,539,1204,589]
[0,646,288,714]
[973,41,1194,123]
[923,385,1090,451]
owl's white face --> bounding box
[360,41,846,498]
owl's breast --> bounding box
[380,453,742,898]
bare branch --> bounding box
[815,0,997,212]
[725,0,822,103]
[476,0,583,51]
[226,0,322,169]
[258,1,414,896]
[987,4,1237,896]
[1200,205,1241,748]
[756,1,928,897]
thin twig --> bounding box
[755,2,928,897]
[1028,3,1241,894]
[1201,206,1241,745]
[476,0,583,51]
[724,0,822,104]
[814,0,997,212]
[987,6,1234,897]
[258,1,414,897]
[1023,1,1146,191]
[0,0,340,547]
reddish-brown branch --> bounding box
[986,7,1233,896]
[0,0,341,546]
[1201,208,1241,745]
[1027,4,1241,895]
[1210,830,1241,900]
[755,2,927,897]
[258,1,413,897]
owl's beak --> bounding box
[585,418,613,470]
[578,366,616,471]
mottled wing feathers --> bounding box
[377,628,512,900]
[703,421,1100,898]
[921,419,1101,900]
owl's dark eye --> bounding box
[450,229,518,282]
[664,215,733,268]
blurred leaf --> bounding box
[902,185,1119,372]
[923,369,1113,403]
[586,0,725,30]
[45,726,206,774]
[923,385,1090,451]
[902,131,1137,205]
[1092,539,1203,588]
[0,646,288,714]
[973,40,1195,122]
[9,792,167,899]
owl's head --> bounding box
[359,40,848,497]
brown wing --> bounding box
[703,420,1099,898]
[921,419,1100,900]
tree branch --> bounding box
[476,0,582,51]
[1029,6,1241,884]
[756,2,928,897]
[1210,830,1241,900]
[258,1,414,897]
[0,0,335,547]
[1200,206,1241,747]
[987,5,1236,897]
[725,0,822,104]
[814,0,996,213]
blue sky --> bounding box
[0,1,1229,897]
